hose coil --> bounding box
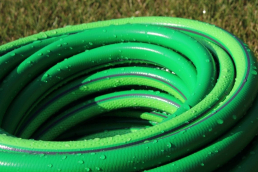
[0,17,258,171]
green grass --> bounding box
[0,0,257,58]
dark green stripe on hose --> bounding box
[0,17,257,172]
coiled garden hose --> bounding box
[0,17,257,171]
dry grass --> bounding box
[0,0,257,57]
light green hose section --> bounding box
[0,17,257,172]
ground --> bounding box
[0,0,257,58]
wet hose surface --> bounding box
[0,17,258,171]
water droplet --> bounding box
[252,70,257,75]
[167,142,172,148]
[89,42,93,45]
[217,119,224,124]
[85,167,91,171]
[206,59,210,63]
[100,155,106,160]
[192,110,197,114]
[39,154,45,157]
[201,163,205,166]
[183,104,190,110]
[10,53,16,56]
[95,167,101,171]
[78,160,84,164]
[153,139,158,143]
[57,44,62,47]
[48,164,53,168]
[113,35,117,38]
[45,74,51,77]
[103,29,107,32]
[223,68,229,73]
[62,155,67,159]
[232,115,237,120]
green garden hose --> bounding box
[0,16,257,171]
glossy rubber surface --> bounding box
[0,17,258,171]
